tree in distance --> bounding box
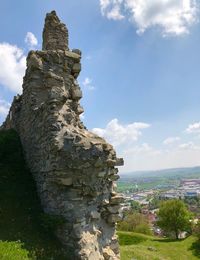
[130,200,141,212]
[157,199,191,239]
[118,212,152,235]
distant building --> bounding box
[184,191,198,198]
[181,179,200,186]
[159,190,182,200]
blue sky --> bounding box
[0,0,200,172]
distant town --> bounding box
[118,167,200,237]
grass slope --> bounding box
[119,231,200,260]
[0,129,66,259]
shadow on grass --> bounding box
[118,232,148,246]
[153,238,183,243]
[0,129,67,259]
[189,240,200,258]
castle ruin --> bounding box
[2,11,123,259]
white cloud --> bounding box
[80,113,85,120]
[0,99,10,117]
[186,122,200,133]
[107,5,125,20]
[179,141,200,150]
[92,118,150,146]
[91,119,200,172]
[25,32,38,48]
[100,0,125,20]
[0,43,26,93]
[100,0,199,36]
[163,136,180,145]
[82,77,95,90]
[100,0,110,12]
[124,142,161,155]
[83,77,92,85]
[100,0,124,20]
[122,141,200,172]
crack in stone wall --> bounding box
[2,11,124,260]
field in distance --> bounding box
[118,166,200,192]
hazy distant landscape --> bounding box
[118,166,200,192]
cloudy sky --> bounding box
[1,0,200,172]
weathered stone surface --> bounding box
[110,195,124,205]
[107,214,122,224]
[2,10,123,260]
[43,10,69,51]
[57,177,73,186]
[103,247,118,260]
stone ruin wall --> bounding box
[2,11,124,260]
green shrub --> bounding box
[134,223,152,235]
[118,212,152,235]
[0,241,29,260]
[193,221,200,239]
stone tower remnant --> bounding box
[2,11,124,259]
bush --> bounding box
[117,212,152,235]
[193,221,200,239]
[130,201,141,212]
[0,241,29,260]
[134,223,152,235]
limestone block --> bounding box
[110,240,120,255]
[115,158,124,166]
[107,214,122,224]
[72,49,82,56]
[90,211,101,220]
[98,171,107,178]
[108,168,118,175]
[72,63,81,73]
[103,247,117,260]
[102,199,109,206]
[28,53,43,69]
[71,87,82,100]
[107,205,121,214]
[110,195,124,205]
[77,105,84,115]
[95,158,104,168]
[109,174,120,181]
[64,50,81,61]
[58,177,73,186]
[106,159,116,167]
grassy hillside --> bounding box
[119,231,200,260]
[121,167,200,179]
[0,129,66,259]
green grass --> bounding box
[0,129,67,259]
[117,182,138,192]
[117,179,179,193]
[119,231,200,260]
[0,241,29,260]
